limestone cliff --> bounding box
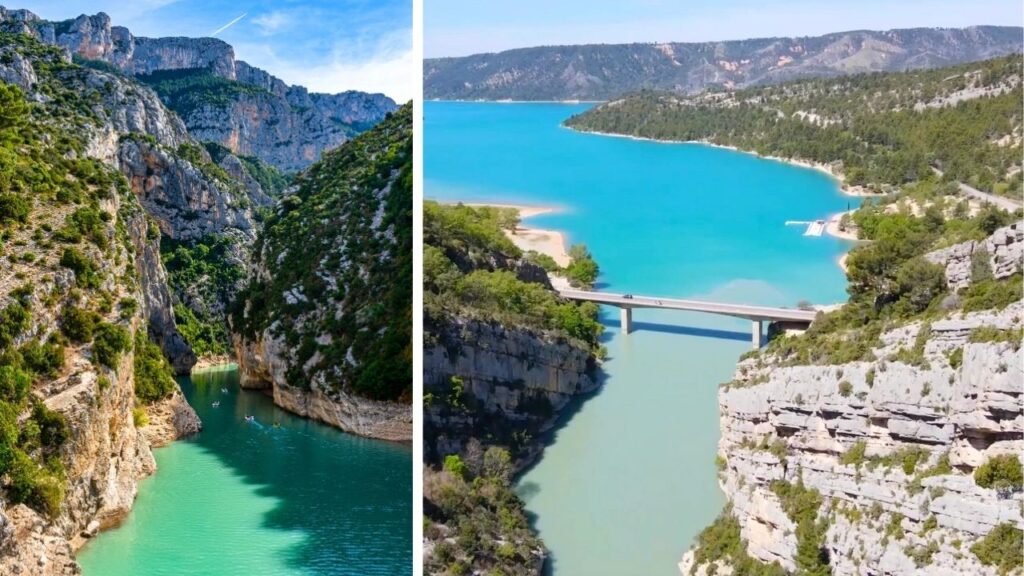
[681,223,1024,576]
[0,24,206,576]
[6,7,398,172]
[231,104,413,441]
[424,316,597,467]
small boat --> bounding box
[212,401,220,408]
[244,415,255,423]
[273,422,282,429]
[221,388,229,394]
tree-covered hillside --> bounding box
[568,55,1024,198]
[233,104,413,402]
[0,39,177,519]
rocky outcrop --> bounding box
[139,391,202,448]
[925,222,1023,290]
[681,228,1024,576]
[233,333,411,442]
[127,214,197,374]
[117,139,258,241]
[424,317,597,467]
[2,7,399,172]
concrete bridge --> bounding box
[558,289,819,348]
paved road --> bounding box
[931,168,1023,212]
[558,289,818,322]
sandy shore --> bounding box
[192,356,236,372]
[837,253,850,274]
[825,210,860,241]
[456,202,574,288]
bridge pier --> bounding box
[752,320,763,349]
[620,307,633,335]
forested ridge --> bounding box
[233,104,413,402]
[567,55,1023,198]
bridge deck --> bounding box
[558,289,818,323]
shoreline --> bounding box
[567,126,885,199]
[452,202,573,268]
[428,98,605,104]
[192,356,236,372]
[566,127,867,273]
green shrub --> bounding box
[962,275,1023,312]
[6,451,64,519]
[690,507,787,576]
[19,340,64,376]
[444,454,467,480]
[132,330,176,403]
[0,301,31,350]
[971,523,1023,575]
[838,381,853,397]
[974,455,1023,491]
[132,406,148,427]
[840,440,868,468]
[59,247,101,289]
[92,323,131,368]
[31,402,69,448]
[0,366,31,404]
[564,244,599,288]
[60,306,97,343]
[0,193,31,224]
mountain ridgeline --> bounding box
[7,7,398,172]
[232,105,413,440]
[567,55,1024,198]
[425,26,1023,101]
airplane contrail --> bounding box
[210,12,247,36]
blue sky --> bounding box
[426,0,1024,57]
[17,0,413,100]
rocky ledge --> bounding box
[233,334,412,442]
[680,225,1024,576]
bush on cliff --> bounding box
[971,523,1023,575]
[133,329,177,404]
[974,455,1023,492]
[92,322,131,368]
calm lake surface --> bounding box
[78,367,412,576]
[425,101,852,575]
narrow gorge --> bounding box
[0,6,409,573]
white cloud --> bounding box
[252,11,293,36]
[232,28,414,102]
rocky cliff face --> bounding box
[6,8,398,172]
[681,225,1024,576]
[425,26,1023,101]
[424,317,597,466]
[231,105,413,441]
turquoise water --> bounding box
[77,367,412,576]
[425,101,853,575]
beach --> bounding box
[461,203,573,268]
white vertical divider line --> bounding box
[411,0,425,570]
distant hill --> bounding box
[425,26,1023,101]
[566,55,1023,198]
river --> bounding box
[77,366,412,575]
[425,101,852,574]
